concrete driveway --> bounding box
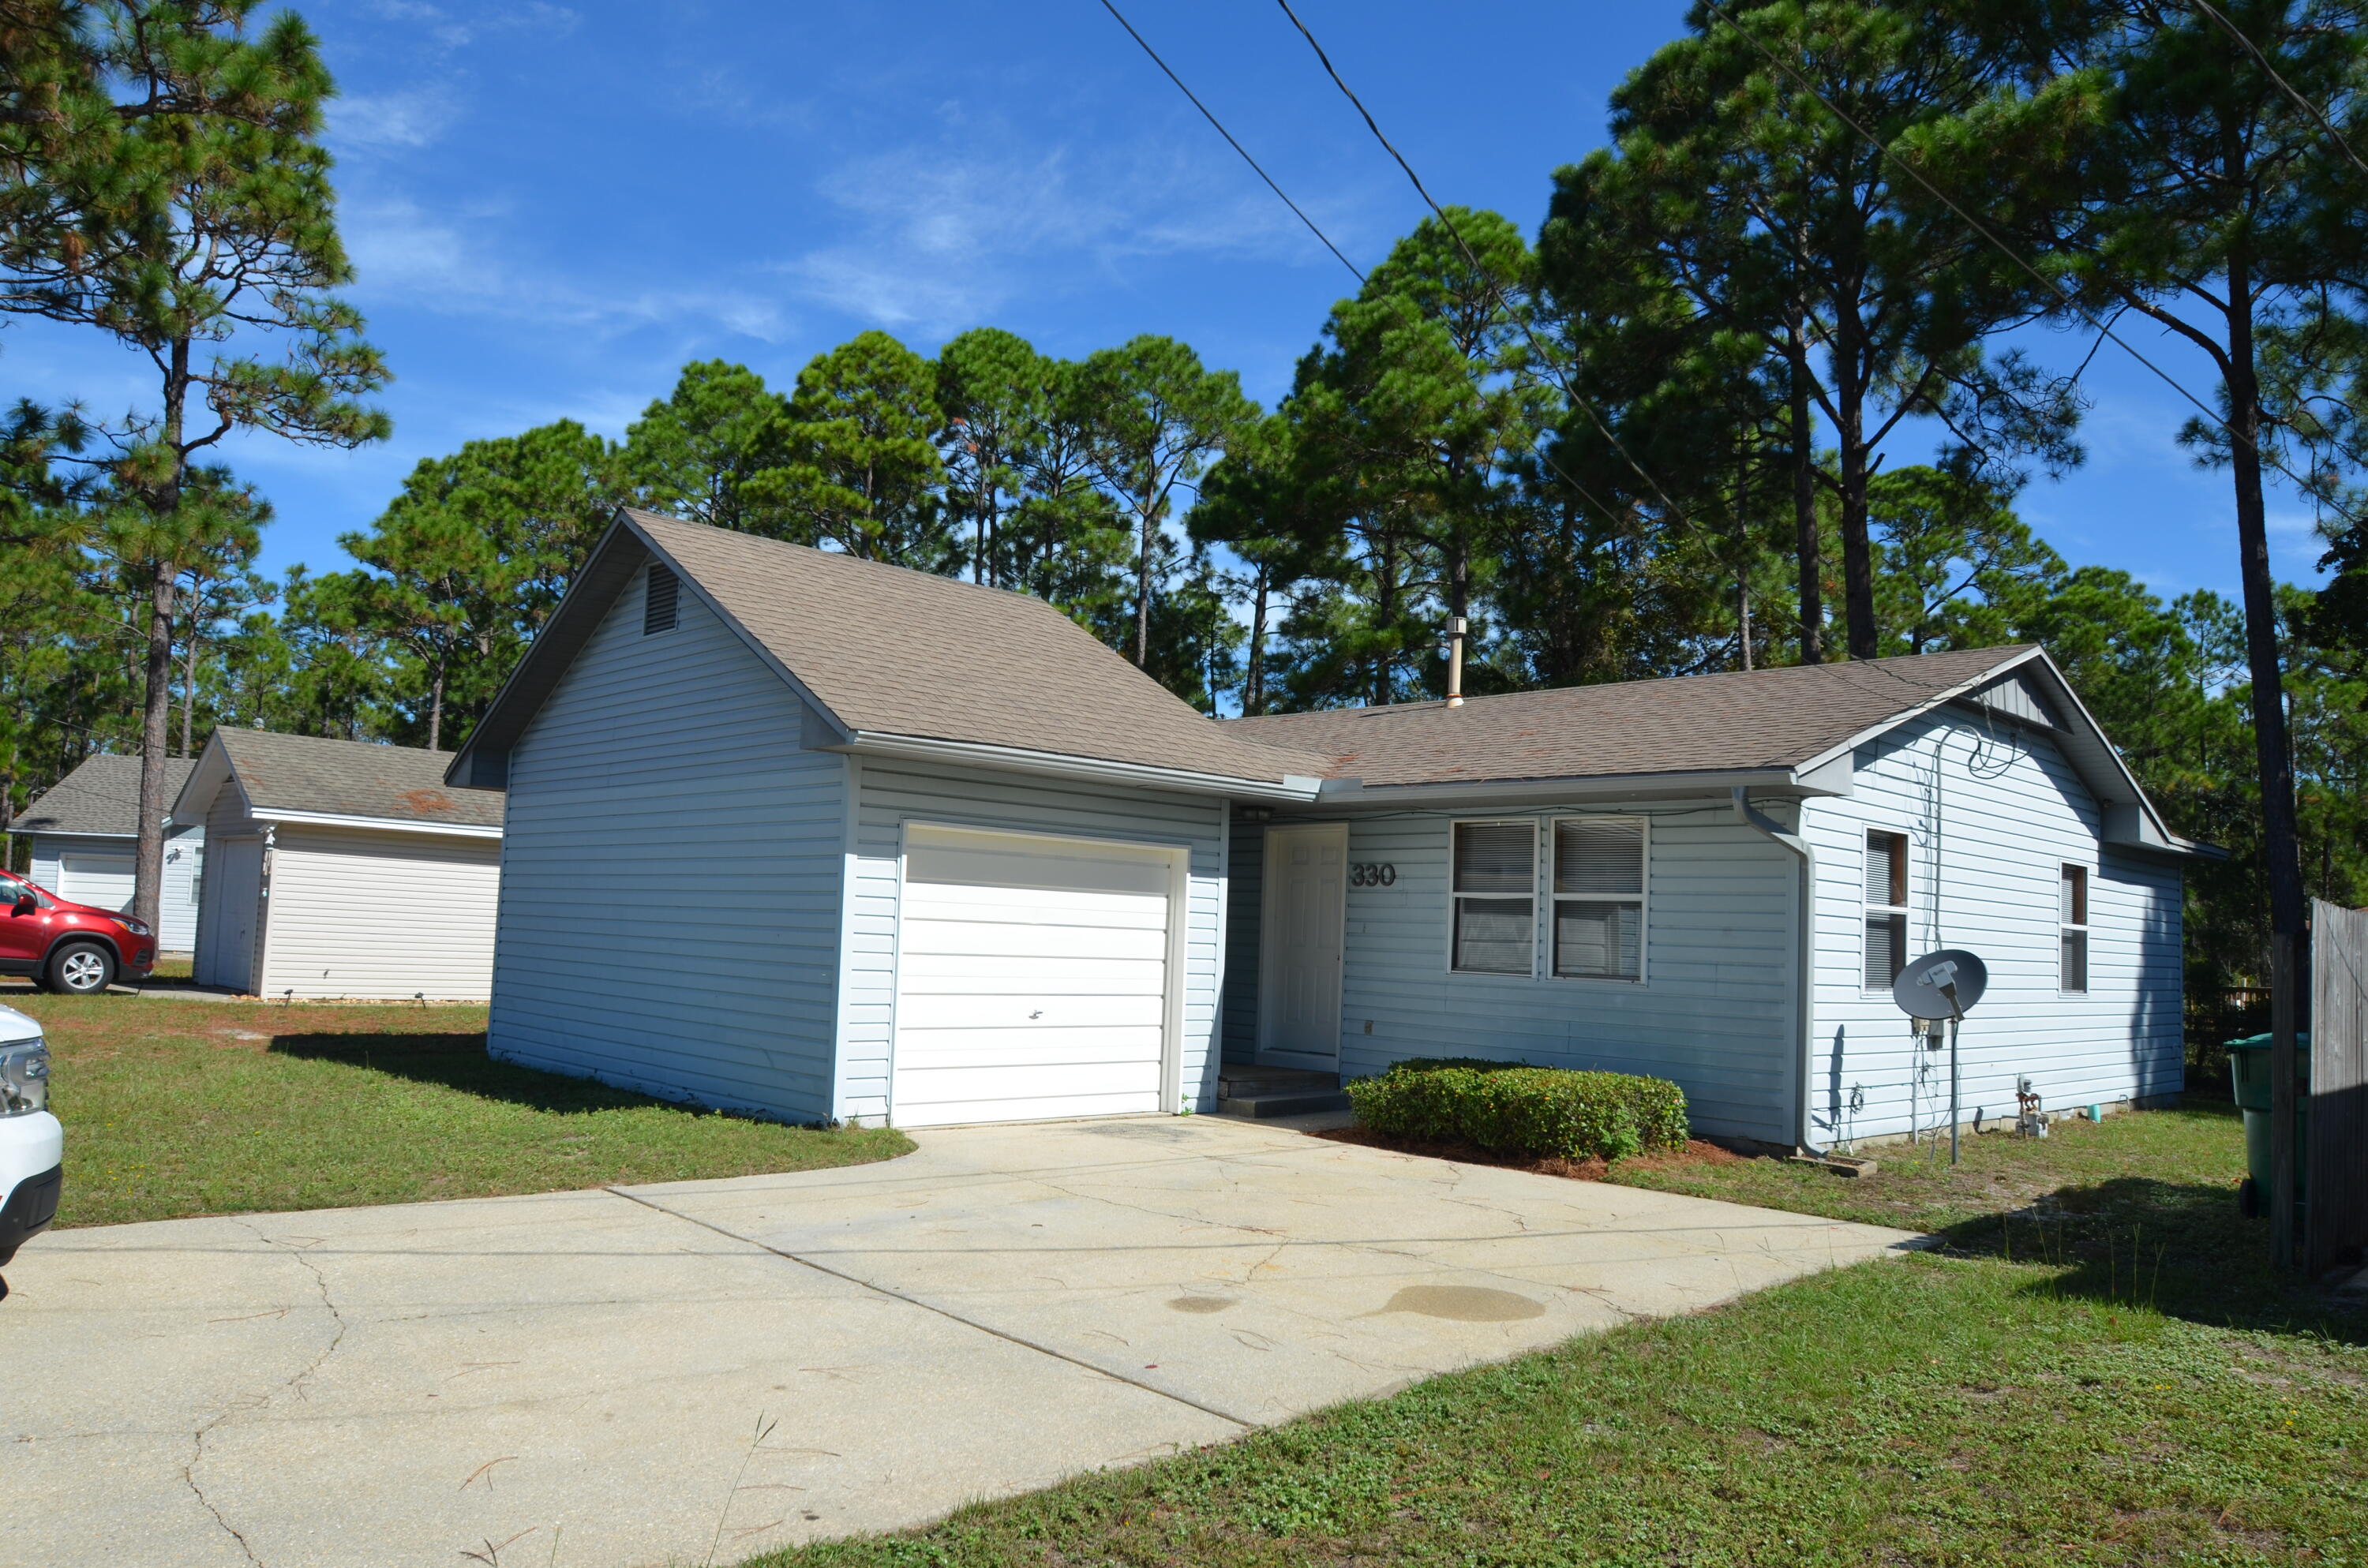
[3,1116,1916,1568]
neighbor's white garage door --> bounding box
[57,850,135,913]
[891,825,1177,1128]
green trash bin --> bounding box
[2224,1031,2310,1218]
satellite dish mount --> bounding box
[1892,949,1989,1164]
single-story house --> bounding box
[175,729,505,999]
[448,508,2205,1146]
[9,754,203,950]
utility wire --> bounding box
[1093,0,1365,283]
[2187,0,2368,183]
[1691,0,2342,514]
[1271,0,1718,547]
[1092,0,1639,541]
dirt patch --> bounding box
[1312,1123,1746,1182]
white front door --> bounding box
[890,824,1181,1128]
[1258,823,1347,1069]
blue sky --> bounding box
[0,0,2331,604]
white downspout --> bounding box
[1733,788,1821,1154]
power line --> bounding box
[1692,0,2344,517]
[1092,0,1365,284]
[2187,0,2368,183]
[1271,0,1718,547]
[1092,0,1642,541]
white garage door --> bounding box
[891,825,1177,1128]
[57,851,135,913]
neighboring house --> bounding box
[174,730,504,999]
[449,508,2208,1147]
[9,754,204,950]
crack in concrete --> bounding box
[178,1221,352,1567]
[606,1187,1259,1431]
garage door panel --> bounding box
[905,840,1170,899]
[893,826,1175,1128]
[57,851,136,912]
[897,991,1166,1030]
[896,953,1168,993]
[902,882,1168,928]
[895,1028,1168,1070]
[898,919,1167,962]
[893,1087,1163,1128]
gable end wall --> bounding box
[488,562,846,1121]
[1802,709,2183,1146]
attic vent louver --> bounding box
[644,564,679,634]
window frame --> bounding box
[2059,862,2091,995]
[1446,818,1540,979]
[1546,814,1650,986]
[1862,828,1911,995]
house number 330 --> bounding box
[1348,863,1396,887]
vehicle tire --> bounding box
[44,941,114,996]
[2238,1175,2261,1219]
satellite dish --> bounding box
[1893,949,1988,1021]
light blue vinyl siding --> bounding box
[1227,802,1803,1143]
[1801,709,2183,1146]
[488,563,847,1122]
[25,827,203,950]
[840,758,1227,1123]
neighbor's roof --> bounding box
[1223,646,2042,788]
[205,730,504,829]
[453,510,1330,790]
[9,753,198,838]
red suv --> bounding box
[0,868,155,995]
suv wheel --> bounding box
[46,941,115,996]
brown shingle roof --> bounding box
[630,511,1328,784]
[218,730,504,829]
[1220,646,2036,788]
[11,754,198,837]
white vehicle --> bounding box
[0,1001,59,1300]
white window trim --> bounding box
[2059,861,2092,996]
[1547,814,1650,986]
[1445,818,1539,980]
[1862,827,1910,996]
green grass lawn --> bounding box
[6,990,909,1228]
[741,1103,2367,1568]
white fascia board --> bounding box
[249,806,504,840]
[834,730,1324,802]
[1303,766,1826,810]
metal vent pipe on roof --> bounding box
[1445,616,1467,708]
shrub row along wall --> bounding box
[1347,1057,1688,1162]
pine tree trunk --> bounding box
[1134,496,1153,667]
[1834,313,1877,661]
[2224,249,2308,1270]
[134,558,173,937]
[179,631,200,758]
[1248,569,1269,717]
[1788,316,1823,664]
[429,659,446,752]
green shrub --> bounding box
[1346,1057,1688,1162]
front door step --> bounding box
[1216,1065,1351,1118]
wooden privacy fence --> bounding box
[2310,899,2368,1276]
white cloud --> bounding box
[340,194,791,343]
[781,132,1369,335]
[365,0,579,52]
[331,87,456,151]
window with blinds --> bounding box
[1864,829,1909,992]
[1553,818,1644,981]
[644,563,680,634]
[1451,821,1535,975]
[2060,863,2089,994]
